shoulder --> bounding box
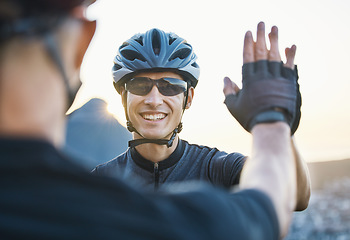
[158,185,279,239]
[92,150,130,174]
[181,139,219,154]
[182,139,245,160]
[214,189,278,239]
[228,189,279,239]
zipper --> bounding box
[154,162,159,190]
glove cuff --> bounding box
[249,110,289,131]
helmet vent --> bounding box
[119,42,129,50]
[169,36,177,45]
[169,48,191,61]
[120,50,147,62]
[112,64,123,71]
[134,36,144,46]
[151,30,161,55]
[191,62,199,68]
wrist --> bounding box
[251,121,291,136]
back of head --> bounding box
[0,0,96,144]
[0,0,95,42]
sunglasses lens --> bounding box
[126,77,187,96]
[126,77,152,96]
[158,78,187,96]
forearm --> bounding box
[239,122,297,237]
[292,137,311,211]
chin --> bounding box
[140,130,172,140]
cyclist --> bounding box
[92,26,310,211]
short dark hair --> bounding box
[0,0,94,41]
[0,0,93,19]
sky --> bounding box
[71,0,350,163]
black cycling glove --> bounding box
[224,60,301,134]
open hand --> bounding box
[224,22,301,134]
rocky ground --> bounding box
[285,177,350,240]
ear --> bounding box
[185,87,194,109]
[75,20,96,68]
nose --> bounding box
[144,85,163,107]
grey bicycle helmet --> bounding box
[112,28,200,94]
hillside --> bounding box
[307,158,350,190]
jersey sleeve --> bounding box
[208,151,247,188]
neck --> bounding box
[134,135,179,163]
[0,40,67,147]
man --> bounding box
[92,26,310,210]
[0,0,299,238]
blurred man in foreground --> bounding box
[0,0,300,239]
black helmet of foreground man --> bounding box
[0,0,96,110]
[112,28,200,148]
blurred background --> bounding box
[64,0,350,238]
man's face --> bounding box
[124,71,191,140]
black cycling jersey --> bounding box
[92,139,246,190]
[0,137,279,239]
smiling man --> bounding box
[92,29,245,188]
[92,29,247,190]
[92,27,310,211]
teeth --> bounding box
[142,113,166,121]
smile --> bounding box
[141,113,167,121]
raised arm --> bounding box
[285,44,311,211]
[223,22,302,237]
[242,122,296,237]
[224,22,310,212]
[292,138,311,211]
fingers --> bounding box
[243,31,254,64]
[284,45,297,69]
[268,26,281,62]
[223,77,240,96]
[243,22,296,68]
[255,22,268,61]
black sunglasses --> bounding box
[125,77,188,96]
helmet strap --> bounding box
[128,125,180,148]
[44,32,80,111]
